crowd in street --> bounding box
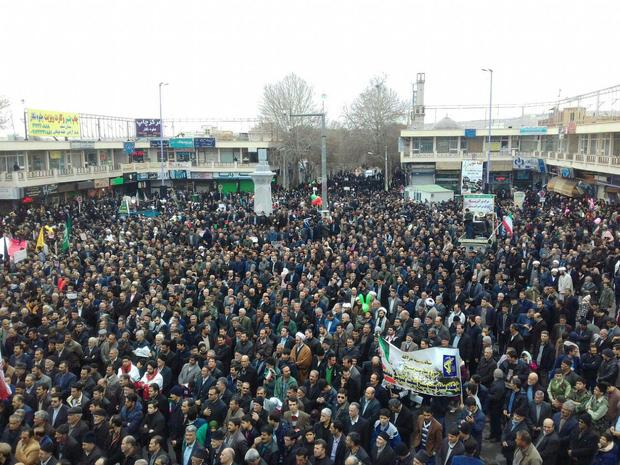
[0,170,619,465]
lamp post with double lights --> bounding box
[481,69,493,192]
[158,82,168,181]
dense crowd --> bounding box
[0,170,619,465]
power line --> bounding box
[425,84,620,110]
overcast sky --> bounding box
[1,0,618,131]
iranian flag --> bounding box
[378,338,396,384]
[502,214,513,237]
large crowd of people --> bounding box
[0,170,619,465]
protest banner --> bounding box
[378,338,461,396]
[463,194,495,216]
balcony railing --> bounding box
[526,151,620,167]
[0,160,260,187]
[401,151,515,160]
[120,161,258,171]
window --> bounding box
[590,136,598,155]
[436,137,459,153]
[614,133,620,157]
[414,137,433,153]
[520,136,538,152]
[0,152,25,172]
[543,136,558,152]
[99,150,112,165]
[86,152,98,167]
[598,134,610,156]
[578,136,588,155]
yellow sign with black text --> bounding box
[27,109,81,138]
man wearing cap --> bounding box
[81,431,104,465]
[39,440,57,465]
[190,446,208,465]
[55,423,83,464]
[567,413,598,465]
[208,429,226,465]
[91,407,109,450]
[501,407,529,465]
[67,405,89,443]
[597,348,619,385]
[291,332,312,384]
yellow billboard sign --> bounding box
[27,109,81,138]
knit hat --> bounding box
[82,432,96,444]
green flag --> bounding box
[118,198,129,215]
[378,337,390,362]
[62,215,72,253]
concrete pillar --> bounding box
[251,149,274,216]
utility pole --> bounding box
[482,69,493,193]
[158,82,168,181]
[289,112,328,211]
[384,144,388,191]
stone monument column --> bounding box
[250,148,274,216]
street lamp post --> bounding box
[289,112,328,211]
[158,82,168,181]
[384,144,388,192]
[481,69,493,192]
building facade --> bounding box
[399,120,620,201]
[0,137,276,207]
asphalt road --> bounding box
[480,422,505,465]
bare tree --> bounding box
[344,76,407,179]
[0,97,9,130]
[259,73,319,187]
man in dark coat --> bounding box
[370,432,395,465]
[527,390,552,440]
[552,401,578,465]
[567,413,599,465]
[344,403,370,448]
[488,368,506,441]
[55,423,84,465]
[80,432,104,465]
[534,418,560,465]
[436,428,465,465]
[501,407,529,465]
[388,399,413,446]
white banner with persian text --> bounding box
[378,338,461,396]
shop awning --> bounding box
[547,177,579,197]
